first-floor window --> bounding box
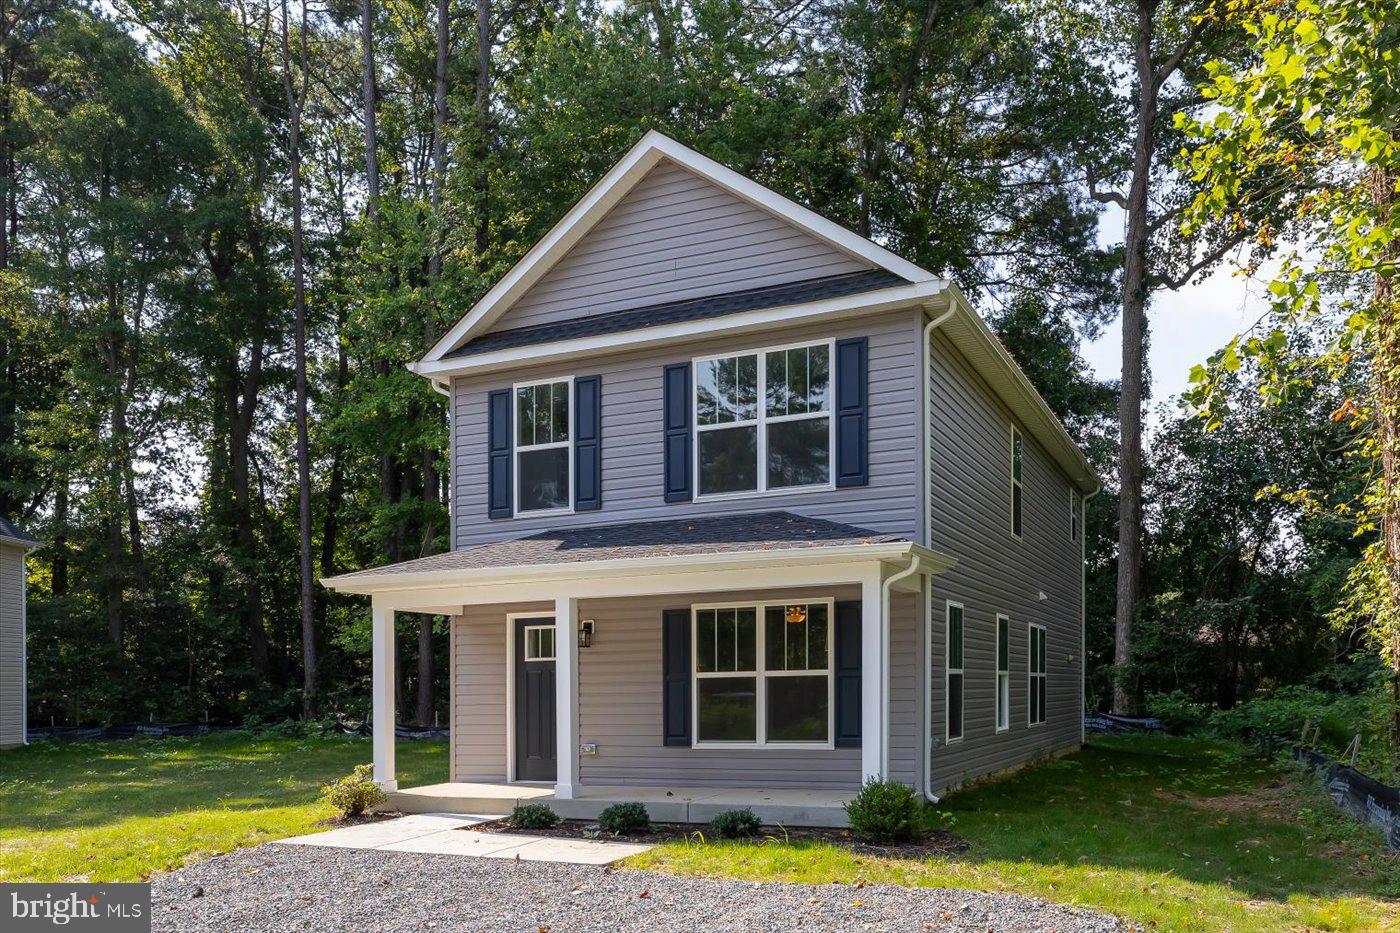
[515,378,571,512]
[946,602,964,742]
[996,614,1010,732]
[693,600,831,746]
[1028,623,1047,725]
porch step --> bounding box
[381,783,852,828]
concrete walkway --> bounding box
[276,813,652,866]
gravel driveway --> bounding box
[151,844,1131,932]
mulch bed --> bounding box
[468,818,968,858]
[314,810,405,828]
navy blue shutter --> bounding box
[662,609,691,746]
[663,363,693,502]
[834,599,862,748]
[835,337,869,487]
[573,375,602,511]
[487,389,513,518]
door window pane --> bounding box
[697,677,757,742]
[525,626,555,661]
[766,675,828,742]
[698,425,757,495]
[766,417,830,489]
[518,447,569,512]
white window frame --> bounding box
[513,375,575,516]
[691,338,837,502]
[945,600,964,744]
[1028,622,1047,727]
[690,598,836,750]
[522,624,556,662]
[1010,425,1024,539]
[995,614,1010,733]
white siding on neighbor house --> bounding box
[0,543,26,748]
[487,160,872,335]
[925,331,1083,792]
[450,308,923,548]
[448,588,921,791]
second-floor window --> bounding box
[515,378,571,513]
[694,341,832,498]
[1011,426,1024,538]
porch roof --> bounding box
[322,511,949,596]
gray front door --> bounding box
[514,618,557,781]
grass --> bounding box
[0,732,446,883]
[630,735,1400,931]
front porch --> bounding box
[384,781,855,827]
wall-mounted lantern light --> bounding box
[579,619,595,648]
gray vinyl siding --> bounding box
[488,161,871,334]
[925,331,1082,792]
[447,588,921,790]
[451,308,922,548]
[0,544,25,748]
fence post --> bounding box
[1348,734,1361,768]
[1301,718,1312,744]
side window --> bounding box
[1010,426,1024,538]
[515,379,571,513]
[995,614,1010,732]
[946,602,964,742]
[1028,623,1047,726]
[1070,489,1079,541]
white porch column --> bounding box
[371,599,397,790]
[554,595,580,799]
[860,570,886,783]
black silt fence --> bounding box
[1293,744,1400,850]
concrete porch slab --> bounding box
[382,782,853,827]
[276,813,651,865]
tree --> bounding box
[1179,0,1399,738]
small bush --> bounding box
[597,801,650,834]
[843,779,922,843]
[509,803,561,829]
[709,807,762,838]
[1145,690,1210,734]
[320,763,385,817]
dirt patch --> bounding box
[467,818,969,859]
[313,810,404,828]
[1153,779,1297,822]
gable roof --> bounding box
[0,515,38,549]
[444,270,903,359]
[418,131,936,367]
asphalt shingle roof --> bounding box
[0,515,37,544]
[333,511,906,580]
[444,269,906,359]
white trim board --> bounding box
[420,130,937,365]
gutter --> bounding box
[919,303,956,804]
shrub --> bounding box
[709,807,761,838]
[320,763,385,817]
[597,802,650,834]
[1145,690,1210,734]
[843,779,922,843]
[509,803,561,829]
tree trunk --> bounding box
[362,0,380,222]
[427,0,449,282]
[282,0,318,719]
[51,475,68,597]
[473,0,490,262]
[1111,0,1159,716]
[1371,165,1400,748]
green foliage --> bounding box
[1145,690,1211,733]
[319,763,386,818]
[508,803,561,830]
[597,802,650,835]
[708,807,762,839]
[843,779,923,844]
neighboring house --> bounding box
[0,516,37,749]
[324,131,1099,824]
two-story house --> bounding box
[323,131,1099,826]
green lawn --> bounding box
[632,736,1400,931]
[0,732,446,883]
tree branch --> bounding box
[1156,234,1244,291]
[1155,14,1209,88]
[1085,159,1128,209]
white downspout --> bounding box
[920,303,956,803]
[881,553,924,780]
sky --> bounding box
[1081,209,1277,419]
